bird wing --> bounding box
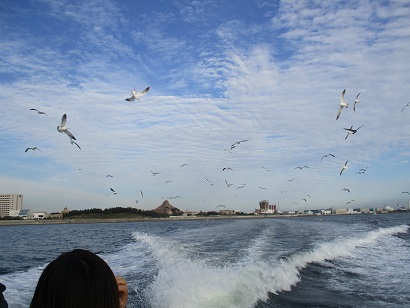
[141,87,150,95]
[341,89,346,103]
[60,114,67,127]
[71,140,81,149]
[125,96,135,101]
[64,129,76,140]
[336,105,343,120]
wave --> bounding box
[132,224,409,308]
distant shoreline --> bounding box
[0,211,407,226]
[0,215,268,226]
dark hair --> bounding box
[30,249,120,308]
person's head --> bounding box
[30,249,120,308]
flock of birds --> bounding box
[26,87,151,202]
[24,87,409,211]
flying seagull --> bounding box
[287,178,295,182]
[401,102,410,112]
[222,167,233,171]
[57,114,76,140]
[340,160,348,176]
[151,171,159,176]
[356,167,368,174]
[237,182,247,189]
[225,179,233,188]
[25,147,40,153]
[402,191,410,195]
[342,188,351,193]
[321,153,335,161]
[295,166,309,169]
[125,87,150,102]
[180,163,188,167]
[29,108,48,116]
[217,205,227,209]
[204,177,214,186]
[336,89,349,120]
[344,125,364,139]
[139,190,144,198]
[71,140,81,150]
[353,92,361,112]
[227,139,249,151]
[110,188,117,195]
[258,186,267,189]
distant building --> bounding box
[0,194,23,217]
[320,209,332,215]
[32,212,50,220]
[255,200,276,214]
[49,212,62,219]
[334,208,348,215]
[18,209,33,220]
[219,209,236,215]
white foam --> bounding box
[133,224,409,308]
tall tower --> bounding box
[259,200,269,211]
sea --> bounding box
[0,213,409,308]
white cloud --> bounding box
[1,0,409,213]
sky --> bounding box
[1,0,410,214]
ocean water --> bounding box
[0,213,409,308]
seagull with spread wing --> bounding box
[353,92,361,112]
[204,177,214,186]
[125,87,150,102]
[321,153,335,161]
[340,161,348,176]
[30,108,48,116]
[25,147,40,153]
[344,125,364,139]
[336,89,349,120]
[225,179,233,188]
[57,114,76,140]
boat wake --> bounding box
[132,224,409,308]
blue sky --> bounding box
[1,0,409,213]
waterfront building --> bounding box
[32,211,50,220]
[0,193,23,217]
[18,209,33,219]
[334,208,348,215]
[255,200,276,214]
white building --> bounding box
[32,212,50,220]
[0,193,23,217]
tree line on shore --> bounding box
[0,207,256,220]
